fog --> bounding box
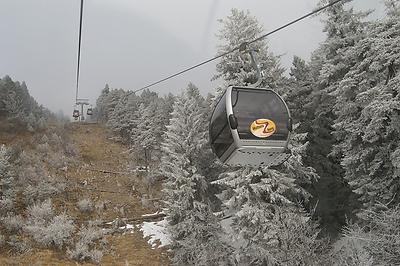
[0,0,384,116]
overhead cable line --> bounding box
[130,0,348,95]
[75,0,84,103]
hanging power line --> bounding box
[129,0,349,95]
[75,0,84,103]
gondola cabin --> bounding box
[209,86,292,167]
[72,109,80,118]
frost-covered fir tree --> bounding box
[161,84,232,266]
[214,9,284,91]
[0,145,15,215]
[286,56,313,125]
[130,91,174,166]
[0,76,45,130]
[292,0,370,235]
[131,102,158,163]
[213,9,327,265]
[332,205,400,265]
[333,0,400,211]
[107,92,137,142]
[95,84,110,122]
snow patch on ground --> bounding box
[140,218,171,249]
[141,211,163,217]
[119,224,135,231]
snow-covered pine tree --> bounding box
[131,102,157,165]
[95,84,110,122]
[286,56,313,126]
[332,205,400,265]
[213,9,327,264]
[130,91,175,167]
[214,9,285,91]
[294,0,370,235]
[333,0,400,211]
[0,76,46,131]
[0,145,15,215]
[161,84,231,265]
[107,91,131,142]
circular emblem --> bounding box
[250,119,276,138]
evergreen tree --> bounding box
[213,9,326,264]
[95,84,110,122]
[0,76,47,131]
[161,84,231,265]
[0,145,15,215]
[293,1,369,235]
[214,9,284,91]
[333,1,400,210]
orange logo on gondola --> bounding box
[250,119,276,138]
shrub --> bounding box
[67,222,107,263]
[68,242,103,263]
[77,198,94,213]
[37,117,47,131]
[23,178,65,204]
[26,199,54,224]
[332,206,400,265]
[1,214,24,233]
[25,213,75,249]
[0,234,5,247]
[45,152,68,170]
[0,145,15,214]
[40,134,49,144]
[64,143,78,157]
[95,201,106,213]
[36,142,50,154]
[0,198,14,215]
[49,133,62,147]
[7,235,31,254]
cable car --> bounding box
[87,106,93,115]
[72,109,80,118]
[209,86,292,167]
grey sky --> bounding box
[0,0,384,116]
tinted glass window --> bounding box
[210,93,234,157]
[232,87,289,140]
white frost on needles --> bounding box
[140,218,171,249]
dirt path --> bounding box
[67,123,169,265]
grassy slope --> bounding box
[0,122,169,265]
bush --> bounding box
[23,178,65,204]
[77,198,94,213]
[25,213,75,249]
[49,133,62,147]
[1,214,24,233]
[7,235,31,254]
[0,198,14,215]
[95,201,106,213]
[67,222,107,263]
[45,152,68,170]
[37,117,47,131]
[332,206,400,265]
[40,134,49,144]
[0,145,15,214]
[26,199,54,224]
[36,142,50,154]
[68,242,103,263]
[0,234,5,247]
[64,143,78,157]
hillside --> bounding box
[0,122,169,265]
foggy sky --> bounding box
[0,0,384,116]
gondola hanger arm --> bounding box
[239,42,265,88]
